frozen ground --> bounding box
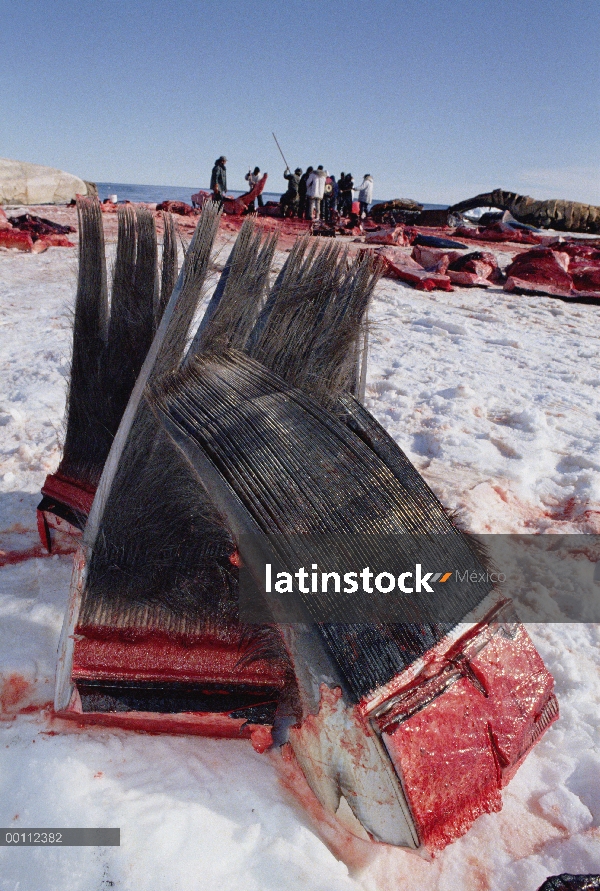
[0,224,599,890]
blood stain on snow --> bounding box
[0,543,73,567]
[0,674,31,712]
[463,855,492,891]
[492,485,510,504]
[546,496,578,521]
[497,807,565,859]
[469,480,600,533]
[18,702,51,714]
[542,497,600,527]
[41,710,89,735]
[4,522,30,534]
[0,675,49,717]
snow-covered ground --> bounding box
[0,225,599,890]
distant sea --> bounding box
[96,182,446,211]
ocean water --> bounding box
[96,182,445,210]
[96,182,260,204]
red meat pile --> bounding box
[454,221,543,246]
[504,242,600,301]
[156,200,197,216]
[374,244,503,292]
[374,246,453,291]
[365,225,409,246]
[559,242,600,292]
[376,233,600,300]
[0,208,75,252]
[412,246,501,287]
[447,250,502,286]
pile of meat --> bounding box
[0,208,75,252]
[504,242,600,300]
[454,220,544,245]
[372,241,501,292]
[363,220,600,302]
[156,200,197,216]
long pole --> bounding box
[272,132,290,170]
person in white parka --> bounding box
[306,166,328,220]
[355,174,374,218]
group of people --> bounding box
[280,168,374,221]
[209,155,374,221]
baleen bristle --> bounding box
[104,206,157,437]
[80,201,240,637]
[188,217,278,358]
[152,200,222,379]
[59,197,111,487]
[158,211,178,327]
[149,349,490,700]
[248,243,379,406]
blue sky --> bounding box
[2,0,599,204]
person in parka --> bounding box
[245,166,264,211]
[280,167,302,217]
[306,166,328,220]
[355,174,374,217]
[210,156,227,202]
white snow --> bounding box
[366,275,600,533]
[0,221,599,890]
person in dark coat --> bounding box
[298,166,313,220]
[280,167,302,217]
[341,173,354,216]
[210,156,227,203]
[322,174,337,223]
[337,172,346,213]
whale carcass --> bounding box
[449,188,600,234]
